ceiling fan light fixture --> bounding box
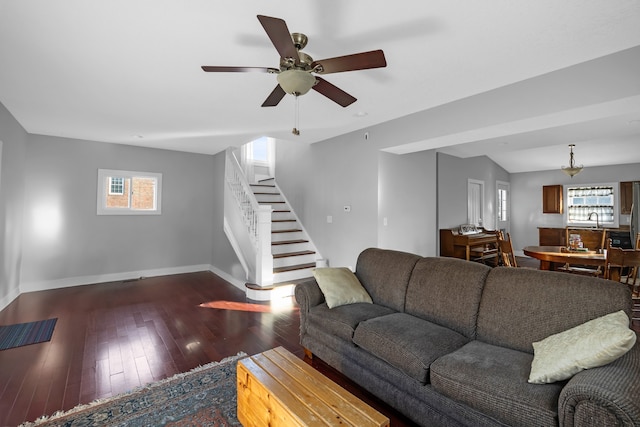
[277,69,316,95]
[561,144,583,178]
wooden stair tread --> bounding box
[273,262,316,274]
[253,192,281,195]
[273,250,315,259]
[273,219,296,223]
[272,239,309,246]
[272,229,302,234]
[258,201,285,204]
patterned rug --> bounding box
[20,352,247,426]
[0,318,57,351]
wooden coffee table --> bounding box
[237,346,390,427]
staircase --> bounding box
[250,178,317,285]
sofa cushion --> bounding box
[308,302,396,341]
[404,257,490,339]
[431,340,563,427]
[353,312,469,384]
[477,267,632,353]
[529,310,636,384]
[355,248,421,312]
[312,267,373,309]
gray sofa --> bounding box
[294,248,640,427]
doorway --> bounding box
[467,179,484,228]
[496,180,510,235]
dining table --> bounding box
[522,245,606,272]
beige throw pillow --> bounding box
[528,310,636,384]
[312,267,373,309]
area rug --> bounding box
[20,352,247,426]
[0,318,57,351]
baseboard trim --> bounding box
[19,264,213,294]
[208,265,246,292]
[0,287,21,313]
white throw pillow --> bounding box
[312,267,373,309]
[528,310,636,384]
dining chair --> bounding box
[604,246,640,296]
[469,229,502,266]
[497,232,517,267]
[564,227,607,251]
[558,227,607,276]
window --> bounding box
[498,188,508,221]
[109,177,124,195]
[250,137,269,164]
[97,169,162,215]
[565,183,618,228]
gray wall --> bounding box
[437,153,511,230]
[19,135,218,289]
[276,134,378,268]
[379,150,437,256]
[510,163,640,254]
[0,102,28,308]
[276,132,439,269]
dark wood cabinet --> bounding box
[542,185,563,214]
[539,227,565,246]
[620,181,633,215]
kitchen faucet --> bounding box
[587,212,600,229]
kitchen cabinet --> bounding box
[539,227,566,246]
[620,181,633,215]
[543,185,563,214]
[538,227,631,247]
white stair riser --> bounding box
[272,212,295,221]
[273,254,317,268]
[272,242,312,254]
[273,267,316,283]
[272,231,305,242]
[250,186,278,193]
[255,194,283,203]
[272,221,298,231]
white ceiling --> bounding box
[1,1,640,173]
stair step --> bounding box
[272,239,309,246]
[273,262,316,274]
[258,201,286,204]
[253,192,281,195]
[250,183,276,187]
[272,229,302,234]
[273,219,296,223]
[273,250,316,259]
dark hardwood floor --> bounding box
[0,271,415,426]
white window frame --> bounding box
[97,169,162,215]
[108,177,125,195]
[564,182,619,228]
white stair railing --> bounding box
[224,148,273,286]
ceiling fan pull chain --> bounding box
[292,95,300,135]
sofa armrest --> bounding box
[294,279,325,338]
[295,279,325,309]
[559,343,640,426]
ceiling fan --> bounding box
[201,15,387,110]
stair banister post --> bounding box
[256,205,274,287]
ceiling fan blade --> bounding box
[262,85,287,107]
[201,66,277,73]
[312,77,356,107]
[312,50,387,74]
[257,15,299,62]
